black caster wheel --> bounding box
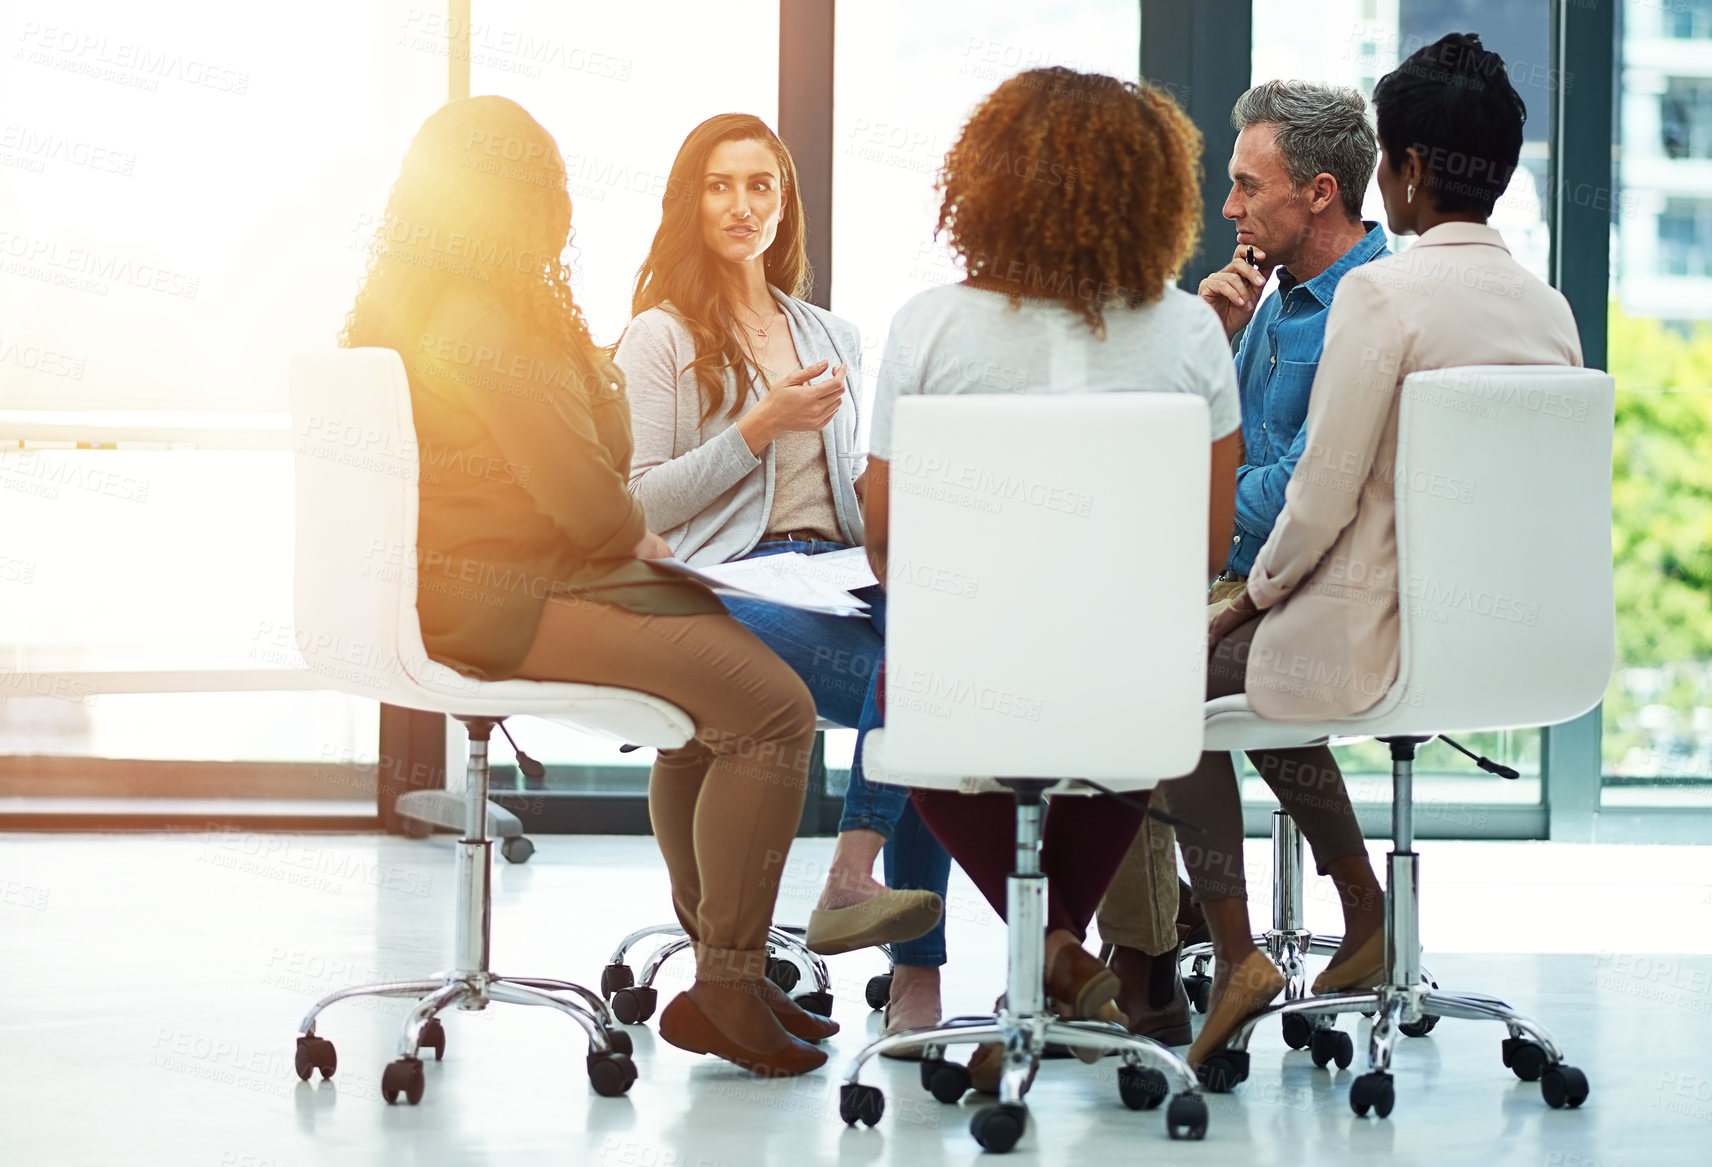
[294,1035,337,1081]
[1166,1093,1209,1140]
[381,1057,426,1105]
[865,973,893,1011]
[587,1051,637,1097]
[1196,1049,1249,1093]
[1310,1027,1353,1070]
[793,990,834,1017]
[1400,1014,1440,1038]
[1117,1065,1168,1111]
[500,835,534,864]
[1184,974,1212,1014]
[922,1059,972,1104]
[610,986,657,1026]
[1503,1037,1550,1082]
[765,955,800,993]
[1349,1071,1395,1118]
[401,818,431,839]
[970,1104,1027,1153]
[418,1018,446,1062]
[1281,1012,1312,1050]
[1541,1064,1589,1109]
[840,1083,885,1127]
[600,963,634,997]
[603,1028,634,1059]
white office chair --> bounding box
[1193,365,1615,1118]
[287,348,696,1104]
[836,394,1215,1151]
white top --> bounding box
[868,283,1242,461]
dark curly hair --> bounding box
[936,67,1203,334]
[628,114,808,423]
[341,96,603,390]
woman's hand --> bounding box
[738,360,847,454]
[1207,587,1260,648]
[631,530,673,560]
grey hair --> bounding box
[1232,80,1377,221]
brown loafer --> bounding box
[804,890,944,956]
[1187,951,1285,1069]
[1044,930,1121,1021]
[658,992,828,1076]
[756,977,840,1043]
[968,1042,1038,1096]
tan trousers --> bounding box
[517,594,817,984]
[1094,577,1251,956]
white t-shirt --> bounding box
[868,283,1241,461]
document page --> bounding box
[652,555,870,616]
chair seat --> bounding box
[1203,696,1342,752]
[862,729,1166,795]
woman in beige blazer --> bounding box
[1176,32,1585,1068]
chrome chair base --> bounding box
[600,922,835,1024]
[1201,739,1589,1117]
[291,717,635,1105]
[837,780,1209,1152]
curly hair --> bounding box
[628,114,808,423]
[341,96,603,391]
[936,68,1203,334]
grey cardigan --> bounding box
[615,288,866,566]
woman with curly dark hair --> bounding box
[343,96,830,1077]
[861,68,1243,1089]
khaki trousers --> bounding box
[1094,577,1250,956]
[517,593,817,983]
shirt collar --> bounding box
[1409,221,1510,251]
[1280,221,1388,307]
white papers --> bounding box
[788,545,880,592]
[654,553,872,617]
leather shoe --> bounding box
[1110,943,1192,1046]
[1044,930,1121,1020]
[1187,950,1285,1069]
[1311,929,1386,994]
[658,991,828,1076]
[756,977,839,1042]
[805,889,943,956]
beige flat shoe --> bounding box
[1311,929,1386,994]
[804,890,943,956]
[1187,951,1285,1070]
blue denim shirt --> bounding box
[1225,222,1389,576]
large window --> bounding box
[1663,78,1712,159]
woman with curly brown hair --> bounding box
[343,96,830,1077]
[861,68,1243,1089]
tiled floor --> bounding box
[3,831,1710,1166]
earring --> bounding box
[1406,183,1414,204]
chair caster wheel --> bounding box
[294,1035,337,1081]
[922,1059,972,1104]
[610,986,657,1025]
[865,973,893,1011]
[1541,1064,1589,1109]
[586,1051,637,1097]
[603,1028,633,1058]
[793,990,833,1017]
[1118,1065,1168,1111]
[1503,1037,1550,1082]
[840,1083,885,1127]
[1310,1027,1353,1070]
[1281,1012,1312,1049]
[1184,974,1212,1014]
[1349,1071,1394,1118]
[1400,1014,1439,1038]
[765,955,800,993]
[1166,1093,1209,1140]
[600,963,634,997]
[500,836,534,864]
[1196,1049,1249,1093]
[970,1103,1027,1153]
[418,1018,446,1061]
[381,1057,425,1105]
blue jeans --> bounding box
[721,540,951,967]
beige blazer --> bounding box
[1244,223,1583,720]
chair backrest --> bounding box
[881,393,1209,785]
[288,348,437,702]
[1379,365,1615,733]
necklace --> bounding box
[736,303,783,341]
